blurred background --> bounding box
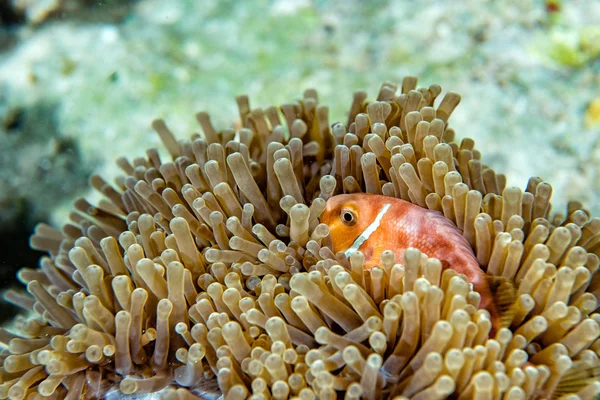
[0,0,599,322]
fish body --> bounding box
[320,193,499,327]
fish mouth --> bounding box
[320,199,334,226]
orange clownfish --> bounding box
[320,193,514,332]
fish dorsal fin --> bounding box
[486,275,518,328]
[551,359,600,399]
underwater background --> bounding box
[0,0,599,321]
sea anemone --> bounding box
[1,77,599,399]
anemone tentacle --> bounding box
[1,78,599,399]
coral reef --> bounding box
[0,102,91,230]
[6,0,133,25]
[1,78,599,399]
[2,0,600,232]
[0,101,91,318]
[11,0,64,25]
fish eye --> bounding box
[340,208,357,226]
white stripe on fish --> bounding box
[344,203,391,258]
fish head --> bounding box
[321,194,378,255]
[321,193,405,260]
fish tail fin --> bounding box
[486,275,518,329]
[551,359,600,399]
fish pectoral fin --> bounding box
[485,275,518,329]
[551,359,600,399]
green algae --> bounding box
[549,26,600,68]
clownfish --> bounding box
[320,193,515,332]
[322,193,600,395]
